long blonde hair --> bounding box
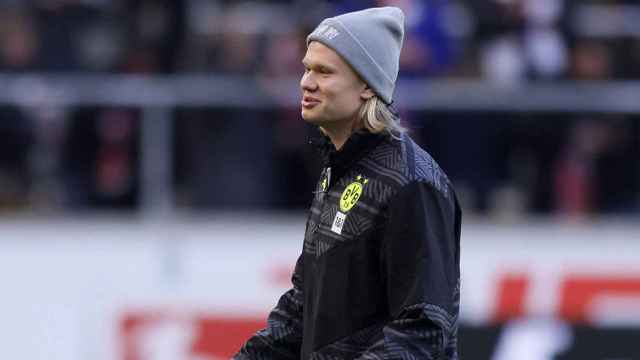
[359,96,405,139]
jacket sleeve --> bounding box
[233,255,304,360]
[357,181,461,360]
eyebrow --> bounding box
[302,59,335,72]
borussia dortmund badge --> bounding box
[340,175,368,212]
[332,175,368,235]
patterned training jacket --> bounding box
[235,130,462,360]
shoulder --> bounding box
[409,136,453,199]
[360,133,453,199]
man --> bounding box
[235,7,461,359]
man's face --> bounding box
[300,41,368,127]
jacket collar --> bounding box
[309,127,387,182]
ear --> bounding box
[360,86,375,100]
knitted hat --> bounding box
[307,7,405,105]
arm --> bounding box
[358,181,461,359]
[233,255,305,359]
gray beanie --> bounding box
[307,7,405,105]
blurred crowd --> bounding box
[0,0,638,218]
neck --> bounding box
[320,117,361,150]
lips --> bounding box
[302,96,320,109]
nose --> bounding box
[300,70,318,92]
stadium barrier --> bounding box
[0,217,638,359]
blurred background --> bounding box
[0,0,638,359]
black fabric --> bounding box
[302,227,387,351]
[384,181,459,317]
[309,129,387,185]
[235,130,461,360]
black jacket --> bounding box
[235,130,461,359]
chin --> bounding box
[301,110,322,125]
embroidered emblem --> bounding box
[339,175,368,213]
[316,24,340,40]
[315,167,331,195]
[332,175,368,235]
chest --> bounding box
[304,167,393,258]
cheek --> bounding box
[323,81,361,105]
[315,78,363,118]
[334,86,363,113]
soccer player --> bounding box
[235,7,461,359]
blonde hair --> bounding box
[359,96,405,139]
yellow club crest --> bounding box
[339,175,368,212]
